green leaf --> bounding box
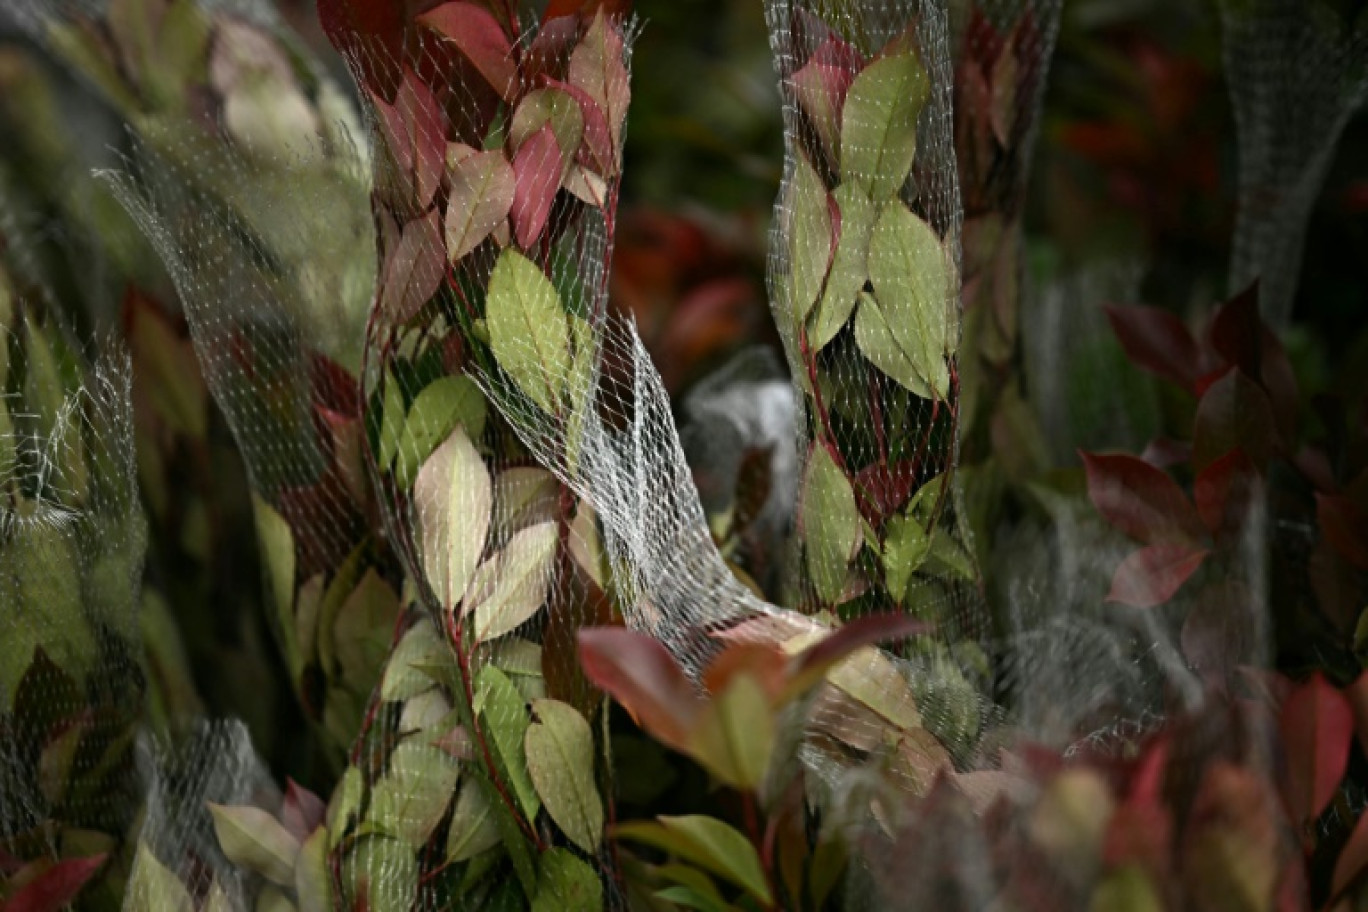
[494,467,560,532]
[862,201,952,398]
[127,843,194,912]
[256,885,297,912]
[531,848,603,912]
[251,493,296,634]
[332,569,401,690]
[801,446,861,604]
[368,741,461,847]
[394,375,489,489]
[326,766,365,848]
[414,426,492,611]
[882,512,931,602]
[654,885,730,912]
[487,249,572,415]
[924,528,975,580]
[525,699,604,853]
[476,665,541,821]
[445,779,503,862]
[786,153,833,326]
[382,619,451,701]
[568,9,631,168]
[840,49,930,200]
[446,149,516,263]
[469,768,539,897]
[510,88,585,166]
[207,803,300,886]
[295,826,332,912]
[340,836,418,912]
[810,184,875,350]
[378,372,405,470]
[469,521,559,643]
[614,816,773,906]
[688,673,775,791]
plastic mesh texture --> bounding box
[1220,0,1368,327]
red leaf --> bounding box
[1317,494,1368,571]
[3,855,107,912]
[510,124,563,248]
[702,643,788,700]
[548,78,615,175]
[316,0,405,99]
[371,69,446,209]
[1140,436,1192,469]
[1279,673,1353,826]
[281,779,327,842]
[1346,673,1368,759]
[417,2,519,102]
[1192,368,1278,472]
[1208,282,1263,379]
[1333,802,1368,899]
[377,209,445,323]
[1107,544,1208,607]
[1104,303,1202,390]
[542,0,632,23]
[789,613,930,690]
[1081,451,1206,545]
[577,627,702,750]
[1194,449,1259,539]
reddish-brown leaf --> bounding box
[702,643,788,700]
[577,627,702,750]
[1105,303,1202,390]
[1317,494,1368,571]
[1194,449,1259,539]
[542,0,632,23]
[378,209,445,323]
[3,855,107,912]
[1208,282,1263,379]
[281,779,326,842]
[786,613,930,697]
[510,124,563,248]
[1081,451,1206,545]
[1106,544,1208,608]
[371,69,447,209]
[417,2,518,102]
[1192,368,1278,472]
[1279,673,1353,826]
[1333,801,1368,898]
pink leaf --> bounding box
[1081,451,1206,545]
[3,855,107,912]
[417,2,519,102]
[1105,303,1203,390]
[567,10,631,153]
[444,149,516,262]
[790,36,862,166]
[1279,673,1353,826]
[549,78,615,176]
[280,779,327,842]
[371,69,446,210]
[789,613,930,685]
[378,209,445,323]
[577,627,702,751]
[1106,544,1208,607]
[510,124,563,248]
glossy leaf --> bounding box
[810,184,873,350]
[414,426,492,611]
[525,698,604,853]
[785,152,833,325]
[1081,451,1206,545]
[445,149,516,263]
[469,521,558,642]
[613,815,773,906]
[207,803,301,886]
[801,445,862,604]
[486,249,572,414]
[840,49,930,200]
[1279,673,1353,825]
[417,3,518,101]
[1106,544,1208,608]
[577,627,702,750]
[688,673,775,790]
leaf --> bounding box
[801,445,862,604]
[469,521,559,642]
[1317,494,1368,571]
[1194,449,1259,540]
[791,36,862,166]
[688,673,775,790]
[445,149,516,263]
[486,249,572,414]
[862,201,953,397]
[1104,304,1202,390]
[380,211,445,324]
[417,2,518,101]
[577,627,702,750]
[787,613,930,698]
[1081,451,1206,545]
[613,816,773,906]
[445,779,502,862]
[1279,673,1353,825]
[2,854,106,912]
[332,569,401,687]
[1106,544,1208,608]
[476,665,541,821]
[381,619,450,701]
[525,699,604,853]
[510,124,564,248]
[282,780,328,842]
[785,153,833,325]
[127,844,193,912]
[207,803,301,886]
[510,87,585,167]
[251,493,296,623]
[1209,283,1263,379]
[367,741,461,847]
[339,836,417,912]
[371,68,446,209]
[1192,369,1277,472]
[468,769,538,895]
[881,512,931,601]
[840,49,930,200]
[1332,800,1368,898]
[414,426,492,611]
[394,375,488,489]
[568,9,631,159]
[531,847,603,912]
[809,184,873,350]
[294,826,332,912]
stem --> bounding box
[799,324,845,472]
